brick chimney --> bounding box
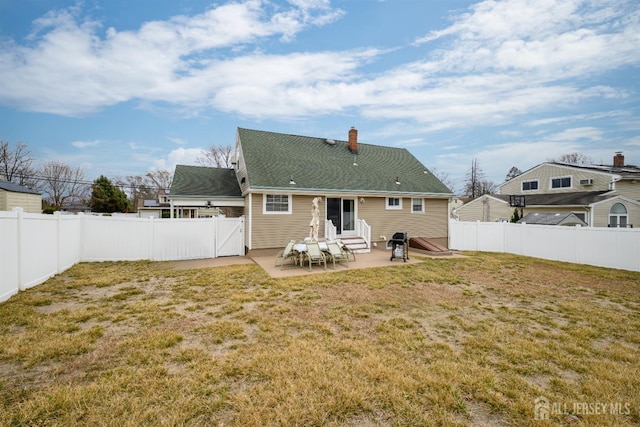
[348,127,358,154]
[614,152,625,167]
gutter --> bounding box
[246,186,454,198]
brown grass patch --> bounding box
[1,254,639,426]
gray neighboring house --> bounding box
[455,152,640,227]
[0,180,42,213]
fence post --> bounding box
[12,208,25,291]
[77,213,85,261]
[212,216,217,258]
[55,211,62,273]
[149,217,155,261]
[575,224,582,264]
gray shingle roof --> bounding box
[237,128,452,195]
[517,212,587,225]
[496,191,611,206]
[0,180,40,195]
[550,161,640,178]
[170,165,242,198]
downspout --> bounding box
[247,193,252,251]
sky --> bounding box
[0,0,639,194]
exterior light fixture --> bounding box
[395,177,401,185]
[289,175,296,185]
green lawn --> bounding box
[1,253,639,426]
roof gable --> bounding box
[589,195,640,207]
[518,212,587,226]
[237,128,451,195]
[170,165,242,198]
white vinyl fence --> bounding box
[1,209,244,303]
[449,220,640,272]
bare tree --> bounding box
[116,169,172,196]
[0,140,38,187]
[464,158,495,199]
[145,169,173,191]
[431,168,456,194]
[114,169,173,211]
[551,152,592,165]
[39,161,89,209]
[114,175,155,205]
[196,144,234,168]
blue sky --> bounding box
[0,0,639,193]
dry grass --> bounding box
[1,252,639,426]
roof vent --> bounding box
[325,138,336,145]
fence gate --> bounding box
[215,216,245,257]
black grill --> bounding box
[389,232,409,262]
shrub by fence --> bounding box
[449,220,640,272]
[1,209,244,303]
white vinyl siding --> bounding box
[500,164,614,195]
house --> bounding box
[170,127,453,252]
[137,189,172,218]
[0,179,42,213]
[454,152,640,227]
[517,212,587,226]
[169,165,243,218]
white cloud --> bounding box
[0,1,345,116]
[547,127,603,142]
[167,136,188,146]
[0,0,637,136]
[71,140,101,148]
[152,147,205,172]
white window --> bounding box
[386,197,402,210]
[522,180,539,191]
[551,176,572,189]
[609,203,628,228]
[264,194,291,214]
[411,198,424,213]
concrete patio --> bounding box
[171,246,457,278]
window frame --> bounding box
[263,194,292,214]
[609,202,628,228]
[411,198,424,214]
[521,180,539,192]
[386,197,403,210]
[550,176,572,190]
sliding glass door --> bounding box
[326,198,356,236]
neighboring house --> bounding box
[169,165,244,218]
[454,152,640,227]
[0,180,41,213]
[137,189,171,218]
[517,212,587,226]
[170,127,453,252]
